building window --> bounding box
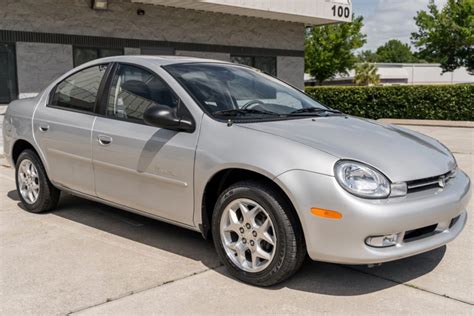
[231,56,277,76]
[73,47,123,66]
[141,47,175,55]
[0,42,18,103]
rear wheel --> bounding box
[15,149,60,213]
[212,181,306,286]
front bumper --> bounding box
[276,169,471,264]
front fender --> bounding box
[192,115,338,229]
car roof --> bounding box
[92,55,232,66]
[53,55,255,87]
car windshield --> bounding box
[164,63,334,120]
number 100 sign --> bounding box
[330,0,351,19]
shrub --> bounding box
[305,85,473,121]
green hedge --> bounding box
[305,85,473,121]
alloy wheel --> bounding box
[220,198,277,273]
[17,159,40,204]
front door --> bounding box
[0,43,18,103]
[92,63,197,225]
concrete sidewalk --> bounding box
[379,118,474,128]
[0,125,473,315]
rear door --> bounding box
[91,63,198,225]
[33,64,110,195]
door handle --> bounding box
[97,135,113,146]
[38,124,49,132]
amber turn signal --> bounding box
[311,208,343,219]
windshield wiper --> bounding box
[288,107,343,116]
[213,108,279,117]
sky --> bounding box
[352,0,448,51]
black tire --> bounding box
[15,149,60,213]
[212,180,306,286]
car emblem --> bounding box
[438,176,446,188]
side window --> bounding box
[50,65,108,112]
[107,64,179,122]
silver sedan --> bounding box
[2,56,471,286]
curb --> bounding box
[378,119,474,128]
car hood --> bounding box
[239,116,456,182]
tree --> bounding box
[411,0,474,73]
[305,16,366,85]
[354,63,380,86]
[375,40,417,63]
[357,50,378,63]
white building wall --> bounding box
[134,0,352,24]
[0,0,304,51]
[1,0,306,95]
[175,50,230,61]
[124,47,141,55]
[311,64,474,86]
[16,42,73,96]
[277,56,305,89]
[405,65,474,85]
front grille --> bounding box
[407,170,456,193]
[404,224,438,242]
[403,214,461,243]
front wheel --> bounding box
[15,149,60,213]
[212,181,306,286]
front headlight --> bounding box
[335,160,390,199]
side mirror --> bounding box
[143,104,195,133]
